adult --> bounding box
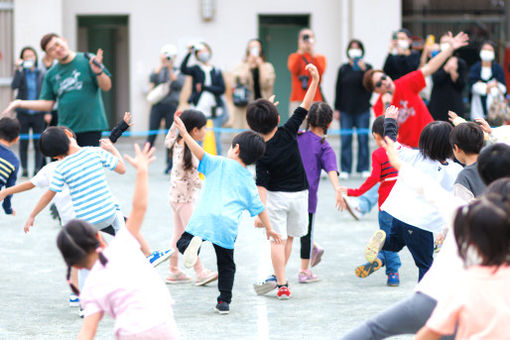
[288,28,326,115]
[2,33,111,147]
[10,46,46,177]
[230,39,275,129]
[181,42,225,154]
[363,32,469,148]
[383,28,420,80]
[334,39,372,179]
[468,41,506,120]
[39,51,58,127]
[427,33,468,121]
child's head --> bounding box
[228,131,266,165]
[39,126,76,158]
[56,219,108,294]
[306,102,333,142]
[449,122,484,164]
[246,99,280,135]
[0,117,20,144]
[418,121,453,162]
[371,116,388,147]
[178,109,207,171]
[477,143,510,185]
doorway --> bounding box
[78,16,129,128]
[259,15,310,122]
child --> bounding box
[248,63,319,299]
[164,109,218,285]
[58,143,179,339]
[172,115,281,314]
[296,102,344,283]
[0,117,20,216]
[416,190,510,339]
[339,116,401,287]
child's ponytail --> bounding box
[307,102,333,144]
[178,109,207,170]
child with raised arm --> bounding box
[57,143,179,340]
[172,115,281,314]
[0,117,20,216]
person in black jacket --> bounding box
[383,29,420,80]
[10,46,46,177]
[334,39,373,179]
[181,42,226,154]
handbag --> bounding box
[146,82,170,104]
[232,78,251,107]
[487,88,510,126]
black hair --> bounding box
[175,109,207,171]
[231,131,266,165]
[56,219,108,295]
[0,117,20,142]
[449,122,484,155]
[245,39,266,61]
[480,40,497,53]
[371,116,386,137]
[346,39,365,58]
[306,102,333,143]
[453,193,510,267]
[19,46,38,67]
[485,177,510,196]
[40,33,59,52]
[39,126,72,157]
[246,99,279,134]
[418,121,453,162]
[398,28,412,38]
[477,143,510,185]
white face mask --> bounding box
[480,49,495,62]
[348,48,363,59]
[250,46,260,57]
[197,52,210,63]
[23,60,35,69]
[440,43,450,52]
[398,39,409,50]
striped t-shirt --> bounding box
[0,143,20,214]
[49,147,118,224]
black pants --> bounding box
[177,232,236,304]
[17,112,45,173]
[147,102,176,146]
[300,213,315,259]
[382,217,434,281]
[76,131,102,147]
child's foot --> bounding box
[365,230,386,263]
[387,272,400,287]
[49,203,61,224]
[298,269,319,283]
[183,236,203,268]
[311,245,324,267]
[165,271,192,284]
[277,284,291,300]
[342,194,362,220]
[147,249,174,267]
[253,274,277,295]
[354,259,383,278]
[215,300,230,314]
[78,307,84,318]
[195,269,218,286]
[69,293,80,307]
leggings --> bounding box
[17,112,45,172]
[300,213,315,259]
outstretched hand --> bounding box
[305,63,319,82]
[475,118,492,135]
[2,100,21,117]
[335,188,346,211]
[89,48,104,74]
[266,229,282,244]
[124,143,156,171]
[24,216,34,233]
[444,31,469,51]
[123,112,134,127]
[384,105,399,121]
[173,115,189,137]
[268,95,280,107]
[380,136,402,170]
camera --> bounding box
[298,75,310,90]
[303,34,310,41]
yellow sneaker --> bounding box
[365,230,386,263]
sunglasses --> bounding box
[375,75,387,88]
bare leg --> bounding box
[136,234,152,257]
[271,241,287,285]
[284,236,293,265]
[300,258,310,271]
[70,267,79,288]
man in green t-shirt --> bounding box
[2,33,111,146]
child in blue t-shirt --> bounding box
[172,115,282,315]
[0,117,20,215]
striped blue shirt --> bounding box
[0,144,20,214]
[49,147,118,224]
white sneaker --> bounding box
[365,230,387,263]
[339,172,350,180]
[183,236,203,269]
[361,171,371,178]
[342,194,362,221]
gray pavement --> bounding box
[0,136,416,339]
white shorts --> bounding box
[266,190,308,240]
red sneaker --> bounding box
[277,285,291,300]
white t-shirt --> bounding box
[80,227,178,338]
[30,162,75,225]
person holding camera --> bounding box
[383,28,420,81]
[334,39,373,179]
[181,42,226,154]
[288,28,326,116]
[10,46,47,177]
[230,39,275,129]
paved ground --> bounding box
[0,134,417,340]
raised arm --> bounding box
[2,99,54,116]
[108,112,132,143]
[180,52,194,75]
[420,32,469,78]
[173,115,205,160]
[383,105,400,142]
[100,139,126,174]
[25,189,57,233]
[0,181,35,202]
[300,64,319,111]
[89,49,111,91]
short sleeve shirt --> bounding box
[39,53,109,133]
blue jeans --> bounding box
[358,183,380,214]
[377,211,401,275]
[340,110,370,173]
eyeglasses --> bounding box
[375,75,387,88]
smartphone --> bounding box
[353,57,361,71]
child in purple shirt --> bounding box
[297,102,344,282]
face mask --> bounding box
[480,50,495,62]
[197,52,210,63]
[398,39,409,50]
[348,48,362,59]
[250,46,260,57]
[23,60,35,69]
[440,43,450,52]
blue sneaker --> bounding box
[69,293,80,307]
[253,274,277,295]
[387,272,400,287]
[147,249,174,267]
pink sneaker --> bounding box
[298,269,319,283]
[311,245,324,267]
[165,271,192,284]
[195,269,218,286]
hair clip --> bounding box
[95,247,103,253]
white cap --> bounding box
[160,44,177,58]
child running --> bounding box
[164,109,218,286]
[57,143,179,339]
[172,115,281,314]
[296,102,344,283]
[340,116,401,287]
[0,117,20,216]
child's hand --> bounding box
[100,138,115,152]
[254,216,264,228]
[173,116,189,137]
[305,64,319,82]
[381,136,402,170]
[124,143,156,171]
[338,186,348,193]
[268,95,279,107]
[24,216,34,233]
[335,188,346,211]
[266,229,282,244]
[475,118,492,135]
[123,112,134,127]
[384,105,399,121]
[174,109,183,119]
[0,189,7,202]
[447,110,458,123]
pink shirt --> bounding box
[426,265,510,339]
[80,227,178,338]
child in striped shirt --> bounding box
[0,117,20,216]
